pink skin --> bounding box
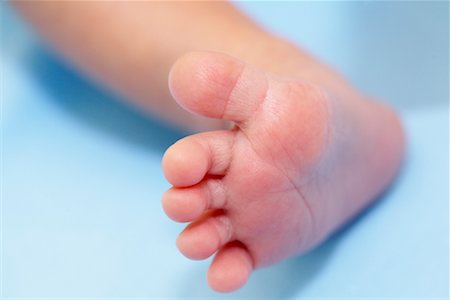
[162,52,404,292]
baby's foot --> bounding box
[162,52,404,292]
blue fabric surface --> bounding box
[2,2,449,298]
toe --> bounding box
[169,51,269,124]
[208,241,253,292]
[176,212,232,260]
[162,130,235,187]
[162,137,208,187]
[162,179,227,223]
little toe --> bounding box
[207,241,253,293]
[176,212,232,260]
[162,179,227,223]
[162,130,235,187]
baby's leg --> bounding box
[15,2,405,292]
[14,1,337,131]
[162,52,404,292]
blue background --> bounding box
[1,2,449,298]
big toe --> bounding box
[169,51,269,124]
